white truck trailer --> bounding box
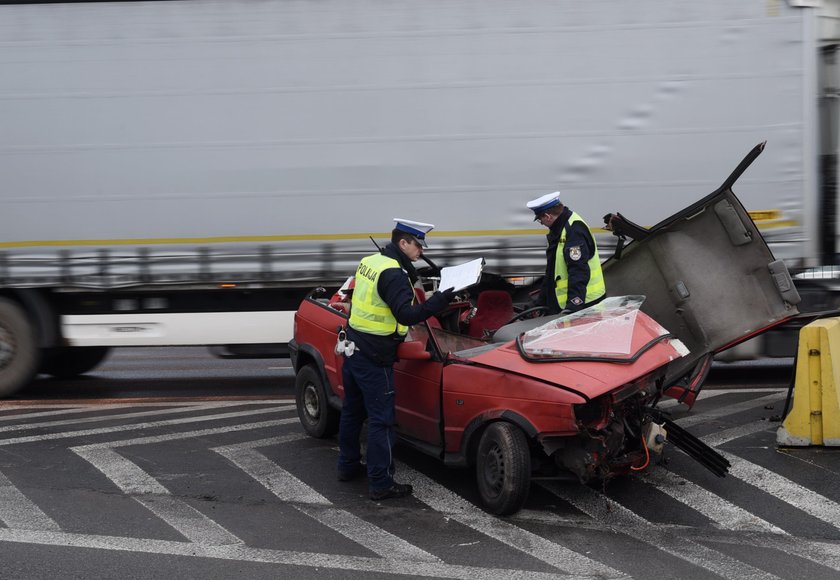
[0,0,836,395]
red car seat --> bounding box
[467,290,514,338]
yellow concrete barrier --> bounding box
[777,318,840,446]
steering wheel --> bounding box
[501,306,549,326]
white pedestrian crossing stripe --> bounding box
[0,392,836,579]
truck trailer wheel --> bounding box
[40,347,111,379]
[295,365,339,438]
[475,422,532,515]
[0,298,40,397]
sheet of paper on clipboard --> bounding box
[439,258,485,292]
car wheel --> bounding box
[475,422,531,515]
[295,364,339,438]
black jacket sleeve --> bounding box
[378,268,450,326]
[538,243,559,314]
[563,222,597,311]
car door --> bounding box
[393,324,445,446]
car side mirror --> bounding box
[397,340,431,360]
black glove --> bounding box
[426,287,456,313]
[560,309,572,316]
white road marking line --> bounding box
[0,528,585,580]
[134,495,241,546]
[0,402,218,423]
[0,470,60,531]
[641,469,786,534]
[296,504,441,563]
[656,388,784,410]
[73,447,241,546]
[699,421,840,533]
[398,463,628,579]
[541,482,783,580]
[75,419,297,451]
[214,436,441,563]
[509,509,592,527]
[676,393,784,428]
[709,534,840,573]
[0,406,294,446]
[4,407,295,548]
[5,396,830,577]
[0,401,284,418]
[215,441,330,506]
[0,403,243,433]
[67,414,297,546]
[0,406,88,419]
[720,455,840,533]
[73,447,169,495]
[0,405,157,422]
[701,419,777,448]
[508,510,698,533]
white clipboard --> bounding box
[439,258,485,292]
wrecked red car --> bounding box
[289,143,800,515]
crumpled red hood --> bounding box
[452,311,689,400]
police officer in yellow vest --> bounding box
[338,219,455,501]
[527,192,606,315]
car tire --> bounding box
[475,422,531,515]
[295,364,339,438]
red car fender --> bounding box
[442,362,585,457]
[448,406,582,468]
[445,402,583,457]
[292,341,344,409]
[443,411,529,468]
[294,299,349,398]
[465,410,536,452]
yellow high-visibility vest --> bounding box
[349,253,413,336]
[553,212,606,309]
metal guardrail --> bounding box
[0,240,550,290]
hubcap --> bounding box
[482,443,505,495]
[0,324,14,370]
[303,383,320,422]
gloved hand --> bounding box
[425,287,456,313]
[560,309,572,317]
[431,288,456,308]
[441,287,456,302]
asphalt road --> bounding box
[17,347,291,401]
[0,348,837,579]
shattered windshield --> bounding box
[518,296,688,362]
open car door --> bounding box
[393,324,446,448]
[602,142,801,406]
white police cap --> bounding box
[393,218,435,247]
[526,191,562,220]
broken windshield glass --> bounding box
[518,296,689,362]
